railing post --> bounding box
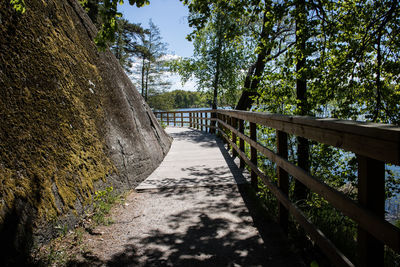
[277,130,289,233]
[201,112,204,131]
[173,112,176,126]
[160,113,163,125]
[190,112,192,128]
[239,119,245,168]
[181,112,184,127]
[357,155,385,267]
[166,112,169,127]
[220,114,226,143]
[214,112,218,135]
[250,122,258,189]
[226,115,231,151]
[232,117,238,157]
[205,112,209,132]
[210,110,216,134]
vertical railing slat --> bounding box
[357,155,385,267]
[239,119,245,168]
[250,122,257,189]
[205,112,209,132]
[231,117,238,157]
[201,112,203,130]
[277,130,289,232]
[167,112,169,127]
[181,112,183,127]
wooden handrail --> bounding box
[218,118,400,250]
[216,110,400,165]
[154,109,400,267]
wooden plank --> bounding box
[181,112,184,127]
[216,110,400,141]
[167,113,169,127]
[216,110,400,164]
[232,117,238,157]
[210,111,216,134]
[239,119,245,168]
[226,115,231,150]
[250,122,257,189]
[277,130,289,233]
[205,113,209,132]
[217,118,400,252]
[218,130,354,267]
[357,156,385,267]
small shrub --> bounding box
[160,120,167,129]
[92,186,120,225]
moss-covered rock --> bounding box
[0,0,171,264]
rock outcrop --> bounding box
[0,0,171,264]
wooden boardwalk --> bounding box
[133,127,303,266]
[150,110,400,267]
[136,127,248,191]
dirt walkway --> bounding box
[65,128,303,266]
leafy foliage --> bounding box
[171,0,256,108]
[78,0,150,49]
[111,18,148,73]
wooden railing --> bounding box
[154,110,217,131]
[154,109,400,267]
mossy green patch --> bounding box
[0,0,114,227]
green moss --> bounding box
[0,0,115,228]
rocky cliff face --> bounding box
[0,0,171,263]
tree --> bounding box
[133,20,170,101]
[81,0,151,49]
[173,0,253,109]
[111,18,148,73]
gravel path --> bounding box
[70,128,303,266]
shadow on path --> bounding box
[66,130,303,267]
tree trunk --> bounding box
[235,7,271,110]
[145,61,150,101]
[210,13,223,133]
[141,56,145,98]
[373,31,382,122]
[294,0,310,201]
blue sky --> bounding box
[119,0,194,58]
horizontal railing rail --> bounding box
[154,109,400,267]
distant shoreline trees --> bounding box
[147,89,209,111]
